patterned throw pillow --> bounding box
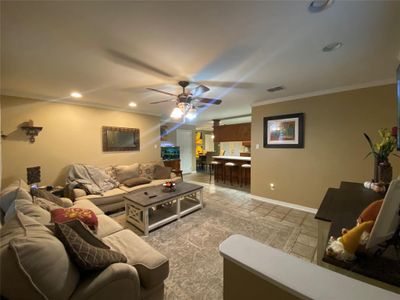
[34,197,62,211]
[62,219,110,249]
[55,223,127,270]
[138,163,156,180]
[36,189,66,207]
[103,166,118,182]
[51,208,98,231]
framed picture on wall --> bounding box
[263,113,304,148]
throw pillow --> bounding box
[103,165,118,181]
[62,219,110,249]
[51,208,98,231]
[36,189,68,207]
[153,165,172,180]
[138,162,156,180]
[5,198,51,224]
[114,163,140,183]
[1,180,32,213]
[34,196,62,211]
[122,177,151,187]
[55,223,127,270]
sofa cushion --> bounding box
[96,214,124,238]
[138,163,156,180]
[123,177,151,187]
[0,212,80,300]
[76,188,126,204]
[153,165,172,180]
[115,163,140,183]
[55,223,127,271]
[103,229,169,289]
[1,180,31,213]
[51,208,98,231]
[73,199,105,215]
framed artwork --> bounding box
[263,113,304,148]
[102,126,140,152]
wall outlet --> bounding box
[256,144,260,149]
[269,183,275,191]
[154,144,158,149]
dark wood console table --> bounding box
[315,182,400,293]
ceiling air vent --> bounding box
[267,86,284,93]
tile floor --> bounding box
[113,172,318,299]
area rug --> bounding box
[112,183,312,299]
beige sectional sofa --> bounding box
[68,163,182,213]
[0,180,169,300]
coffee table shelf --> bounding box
[124,182,203,235]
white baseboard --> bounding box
[250,194,317,214]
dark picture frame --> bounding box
[102,126,140,152]
[263,113,304,148]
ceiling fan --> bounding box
[147,81,222,120]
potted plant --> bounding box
[364,128,398,184]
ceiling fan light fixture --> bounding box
[186,107,197,120]
[170,107,184,119]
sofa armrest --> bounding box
[71,263,140,300]
[73,188,87,199]
[59,197,73,207]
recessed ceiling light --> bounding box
[129,102,137,107]
[308,0,333,13]
[322,42,343,52]
[70,92,82,98]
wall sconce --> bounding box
[21,120,43,143]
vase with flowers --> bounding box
[364,127,398,184]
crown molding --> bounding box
[0,91,161,118]
[252,78,395,107]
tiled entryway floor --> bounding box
[113,172,318,299]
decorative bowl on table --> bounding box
[162,181,176,192]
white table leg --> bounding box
[143,208,149,235]
[200,189,204,208]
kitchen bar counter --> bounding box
[212,156,251,161]
[212,156,251,186]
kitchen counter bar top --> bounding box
[212,156,251,161]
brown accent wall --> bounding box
[1,95,161,186]
[214,123,251,142]
[251,84,399,209]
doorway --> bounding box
[176,129,193,174]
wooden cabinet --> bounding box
[163,159,181,171]
[214,123,251,142]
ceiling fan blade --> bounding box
[147,88,177,97]
[106,49,174,79]
[198,98,222,105]
[190,84,210,97]
[149,98,175,104]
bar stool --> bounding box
[224,162,239,186]
[240,163,251,187]
[209,160,222,183]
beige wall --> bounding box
[251,84,399,209]
[1,95,161,186]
